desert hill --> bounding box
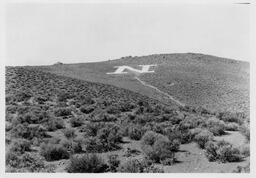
[35,53,249,114]
[5,64,250,173]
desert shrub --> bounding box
[189,128,204,138]
[6,152,21,168]
[152,104,163,116]
[6,105,18,114]
[81,122,102,137]
[165,126,193,144]
[218,111,244,125]
[126,113,136,121]
[66,154,108,173]
[195,106,212,115]
[14,109,49,125]
[157,114,172,122]
[194,129,214,149]
[143,122,167,134]
[119,103,135,112]
[47,137,61,144]
[57,101,68,107]
[141,131,160,146]
[54,107,72,117]
[107,154,120,172]
[240,145,250,157]
[160,157,177,166]
[133,114,155,125]
[92,112,117,122]
[127,124,144,140]
[225,122,240,131]
[206,117,226,136]
[156,121,173,131]
[97,99,111,109]
[81,96,95,105]
[134,106,145,115]
[141,131,179,163]
[82,137,103,153]
[10,139,31,155]
[40,143,69,161]
[181,105,197,113]
[96,123,122,150]
[57,92,72,102]
[60,139,83,154]
[137,100,148,107]
[6,95,13,105]
[215,141,242,162]
[179,116,205,130]
[46,117,65,131]
[168,115,183,125]
[118,158,143,173]
[34,96,47,104]
[63,128,76,140]
[11,124,47,140]
[240,124,250,141]
[106,105,121,115]
[17,106,30,115]
[118,158,163,173]
[123,147,141,157]
[6,122,13,132]
[233,163,250,173]
[6,152,52,172]
[16,114,36,124]
[80,105,95,114]
[70,116,84,127]
[150,137,177,162]
[15,91,32,102]
[205,140,242,163]
[18,152,50,172]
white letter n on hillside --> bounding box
[107,65,157,74]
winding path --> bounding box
[134,76,185,107]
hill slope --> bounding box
[5,66,250,173]
[36,53,250,114]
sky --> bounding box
[5,2,250,66]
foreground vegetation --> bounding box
[5,67,250,173]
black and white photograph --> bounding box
[1,0,255,175]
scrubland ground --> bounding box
[5,66,250,173]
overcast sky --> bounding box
[5,2,250,66]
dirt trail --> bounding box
[164,131,249,173]
[134,76,185,107]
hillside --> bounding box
[5,64,250,173]
[36,53,250,114]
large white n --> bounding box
[107,65,157,74]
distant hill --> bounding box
[34,53,249,114]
